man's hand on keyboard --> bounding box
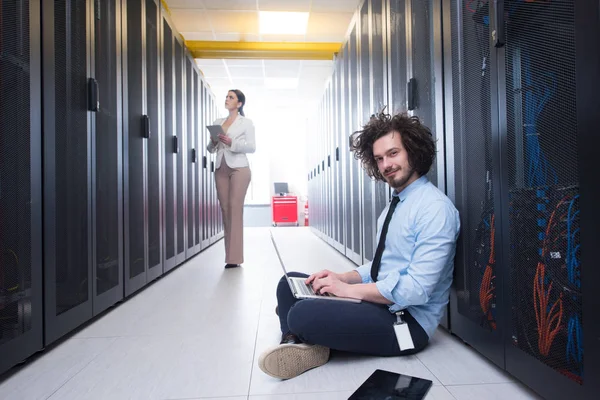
[307,272,354,299]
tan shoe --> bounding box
[258,343,330,380]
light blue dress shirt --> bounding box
[355,176,460,339]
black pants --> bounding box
[277,272,430,356]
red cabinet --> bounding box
[272,196,299,226]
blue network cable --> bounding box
[523,55,558,187]
[564,195,582,373]
[566,195,580,288]
[566,314,583,372]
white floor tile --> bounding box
[47,333,257,400]
[446,383,542,400]
[250,391,353,400]
[416,329,513,385]
[0,338,115,400]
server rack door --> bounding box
[349,26,363,265]
[407,0,444,190]
[162,16,177,271]
[92,0,124,314]
[338,49,348,253]
[145,0,162,280]
[326,85,332,239]
[200,83,209,248]
[342,42,353,256]
[371,0,389,224]
[185,57,198,258]
[123,0,148,295]
[500,0,600,398]
[359,0,375,263]
[388,0,408,114]
[329,83,335,240]
[0,0,43,375]
[334,58,344,249]
[331,68,340,246]
[174,39,186,265]
[444,0,504,367]
[209,94,216,241]
[43,0,93,344]
[193,70,201,250]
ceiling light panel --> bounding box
[259,11,309,35]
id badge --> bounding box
[393,311,415,351]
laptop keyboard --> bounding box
[292,279,330,297]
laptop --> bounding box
[269,230,361,303]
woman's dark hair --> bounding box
[350,111,436,182]
[229,89,246,116]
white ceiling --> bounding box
[165,0,362,113]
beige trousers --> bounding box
[215,160,251,264]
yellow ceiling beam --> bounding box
[186,41,342,60]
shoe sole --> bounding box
[258,343,330,380]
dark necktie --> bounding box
[370,195,400,282]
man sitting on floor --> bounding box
[258,111,460,380]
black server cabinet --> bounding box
[194,76,208,250]
[200,82,209,248]
[446,2,600,398]
[407,0,445,190]
[445,0,505,367]
[347,27,363,265]
[358,1,374,262]
[190,67,201,255]
[123,0,162,297]
[0,0,43,375]
[185,55,200,258]
[498,0,600,398]
[342,41,353,257]
[334,58,344,249]
[92,0,124,314]
[43,0,124,345]
[387,0,408,114]
[162,10,185,272]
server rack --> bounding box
[445,0,600,398]
[123,0,163,297]
[92,0,124,314]
[200,82,210,249]
[347,24,363,265]
[162,8,186,272]
[498,0,599,398]
[185,53,200,258]
[444,0,505,366]
[43,0,124,345]
[0,0,43,375]
[334,56,345,252]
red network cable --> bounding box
[534,197,568,356]
[480,214,496,330]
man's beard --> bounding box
[385,166,416,191]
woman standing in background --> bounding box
[207,89,256,268]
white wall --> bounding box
[213,100,311,208]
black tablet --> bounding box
[348,369,433,400]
